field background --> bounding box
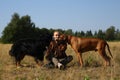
[0,42,120,80]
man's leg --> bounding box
[52,57,64,70]
[60,55,73,66]
[44,61,54,68]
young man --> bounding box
[45,31,73,70]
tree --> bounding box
[94,31,98,38]
[115,29,120,40]
[14,15,37,40]
[1,13,20,43]
[80,31,85,37]
[1,13,37,43]
[105,26,115,41]
[97,29,105,39]
[85,30,93,37]
[64,29,73,35]
[75,31,81,37]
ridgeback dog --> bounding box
[59,34,113,67]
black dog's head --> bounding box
[9,48,14,56]
[9,41,21,57]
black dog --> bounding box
[9,35,52,68]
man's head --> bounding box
[53,31,60,41]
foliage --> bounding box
[95,30,105,40]
[85,30,93,37]
[84,75,90,80]
[105,26,116,41]
[1,13,52,43]
[1,13,120,43]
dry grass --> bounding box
[0,42,120,80]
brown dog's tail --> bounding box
[106,43,113,58]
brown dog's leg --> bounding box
[98,49,110,66]
[103,51,111,66]
[77,52,83,67]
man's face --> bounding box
[53,32,60,41]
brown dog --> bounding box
[59,34,113,67]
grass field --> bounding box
[0,42,120,80]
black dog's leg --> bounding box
[34,58,44,66]
[15,54,25,68]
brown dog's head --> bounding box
[59,34,68,42]
[59,34,72,44]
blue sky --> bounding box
[0,0,120,36]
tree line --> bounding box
[0,13,120,43]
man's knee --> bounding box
[61,55,73,65]
[67,55,73,62]
[52,57,59,67]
